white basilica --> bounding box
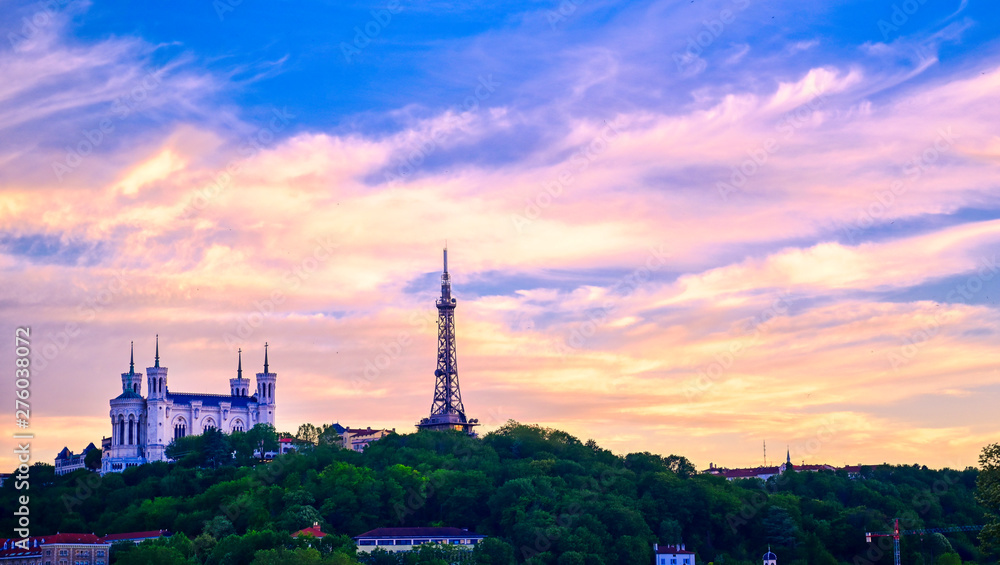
[102,337,277,474]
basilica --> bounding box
[102,337,277,474]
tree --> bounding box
[298,423,321,445]
[84,448,102,470]
[115,545,189,565]
[249,423,279,457]
[763,506,799,548]
[977,443,1000,556]
[474,537,515,565]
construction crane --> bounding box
[865,518,984,565]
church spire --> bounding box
[237,348,243,378]
[155,334,160,368]
[786,447,791,465]
[264,342,269,374]
[129,341,135,375]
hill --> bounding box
[1,421,991,565]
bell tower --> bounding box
[146,335,168,399]
[230,348,251,396]
[121,341,142,395]
[255,343,277,425]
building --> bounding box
[653,543,695,565]
[54,443,98,476]
[0,533,111,565]
[102,338,277,474]
[354,528,485,553]
[704,450,871,481]
[763,548,777,565]
[292,523,326,540]
[416,250,479,434]
[341,427,394,452]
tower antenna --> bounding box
[155,334,160,368]
[764,440,767,467]
[417,248,478,434]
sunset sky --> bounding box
[1,0,999,473]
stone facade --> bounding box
[102,339,277,474]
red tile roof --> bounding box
[292,525,326,538]
[0,533,106,557]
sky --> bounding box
[1,0,999,473]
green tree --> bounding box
[977,443,1000,555]
[474,538,515,565]
[249,423,279,457]
[115,545,189,565]
[298,423,321,445]
[84,447,103,470]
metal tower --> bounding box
[417,249,479,434]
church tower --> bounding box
[121,341,142,395]
[417,249,479,434]
[255,343,276,425]
[763,548,777,565]
[144,335,169,462]
[103,341,147,473]
[230,348,251,397]
[147,335,168,400]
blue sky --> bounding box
[1,0,999,471]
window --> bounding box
[96,550,105,556]
[671,560,677,564]
[358,540,375,546]
[449,539,463,544]
[376,540,393,546]
[412,540,429,545]
[394,540,412,545]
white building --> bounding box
[102,338,277,474]
[763,549,777,565]
[653,544,695,565]
[54,443,98,475]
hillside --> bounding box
[2,422,991,565]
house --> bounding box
[353,527,485,553]
[341,427,394,452]
[54,443,98,476]
[653,543,695,565]
[0,533,111,565]
[292,523,326,540]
